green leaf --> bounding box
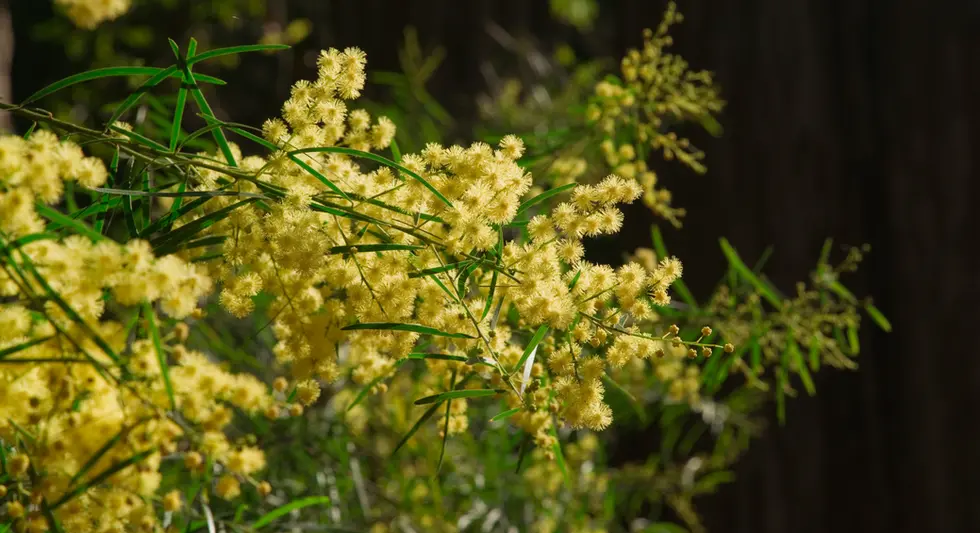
[328,243,423,255]
[342,322,475,339]
[0,336,54,360]
[749,339,762,373]
[407,352,467,362]
[787,337,815,396]
[391,401,444,457]
[107,67,177,127]
[437,369,457,472]
[602,374,647,425]
[50,448,156,510]
[414,389,502,405]
[36,203,104,242]
[514,325,549,372]
[1,233,58,254]
[390,138,402,163]
[808,336,821,371]
[168,41,195,151]
[719,238,782,307]
[691,470,736,495]
[109,124,170,152]
[67,419,146,488]
[185,44,290,68]
[514,431,532,473]
[21,66,223,105]
[252,496,330,529]
[847,325,860,355]
[480,268,499,322]
[678,423,708,457]
[424,271,461,304]
[456,262,478,297]
[185,76,236,167]
[39,500,65,533]
[17,256,119,366]
[699,112,724,137]
[864,304,892,332]
[651,226,697,307]
[347,359,407,411]
[550,423,571,486]
[88,187,265,200]
[516,182,576,215]
[143,302,176,410]
[409,260,471,278]
[287,154,351,201]
[818,237,834,266]
[490,407,521,422]
[827,280,858,303]
[228,125,278,151]
[151,198,257,253]
[289,147,452,207]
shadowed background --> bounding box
[5,1,979,532]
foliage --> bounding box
[34,0,310,123]
[0,3,889,533]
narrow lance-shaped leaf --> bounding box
[342,322,475,339]
[173,39,237,167]
[437,369,457,472]
[490,407,521,422]
[550,422,571,486]
[21,66,225,105]
[414,389,502,405]
[143,302,176,410]
[651,225,698,307]
[328,243,423,255]
[406,352,467,362]
[49,448,156,510]
[515,325,548,373]
[185,43,290,68]
[17,255,120,365]
[287,153,351,202]
[391,401,444,457]
[289,147,452,207]
[480,268,499,322]
[168,40,196,152]
[787,335,815,396]
[516,182,576,215]
[719,238,783,307]
[0,336,54,360]
[150,198,258,253]
[109,124,170,152]
[864,303,892,332]
[602,373,647,425]
[410,260,471,279]
[252,496,331,529]
[808,335,821,371]
[347,359,408,411]
[36,204,105,242]
[67,418,148,488]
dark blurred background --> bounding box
[4,1,980,532]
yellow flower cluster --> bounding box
[585,1,723,225]
[171,46,698,456]
[0,133,274,532]
[54,0,131,29]
[0,132,107,236]
[188,48,624,382]
[524,433,609,533]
